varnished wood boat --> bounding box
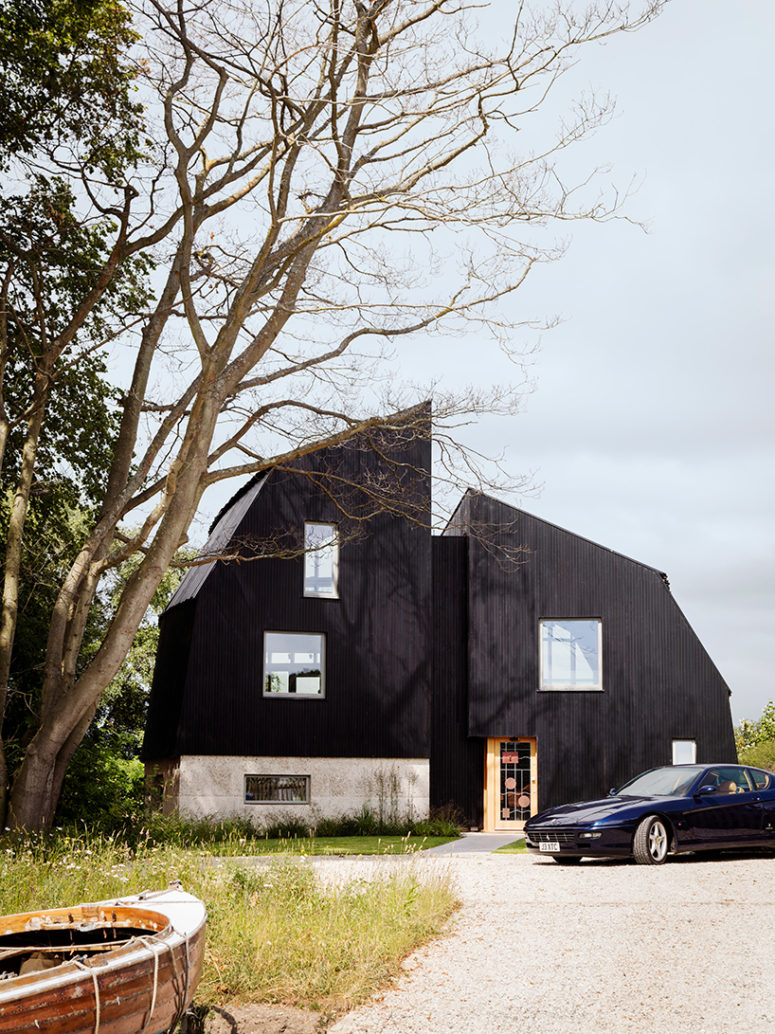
[0,883,206,1033]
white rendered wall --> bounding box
[173,755,430,824]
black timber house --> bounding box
[143,418,736,831]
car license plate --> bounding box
[539,841,560,852]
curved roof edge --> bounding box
[164,474,268,611]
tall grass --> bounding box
[207,861,456,1010]
[0,831,459,1015]
[53,805,463,846]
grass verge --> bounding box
[216,834,455,855]
[0,832,459,1017]
[493,838,528,854]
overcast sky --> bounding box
[457,0,774,724]
[193,1,773,725]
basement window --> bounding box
[263,631,325,696]
[303,522,339,598]
[245,774,309,804]
[540,619,602,691]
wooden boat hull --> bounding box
[0,885,206,1034]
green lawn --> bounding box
[493,838,528,854]
[224,834,457,855]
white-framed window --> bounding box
[540,618,602,691]
[263,632,325,697]
[672,739,697,765]
[303,522,339,598]
[245,774,309,804]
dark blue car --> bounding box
[524,763,775,865]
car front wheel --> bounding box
[633,815,669,865]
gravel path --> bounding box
[327,852,775,1034]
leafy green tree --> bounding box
[735,702,775,770]
[0,0,152,823]
[0,0,144,174]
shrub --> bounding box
[260,817,312,840]
[738,739,775,772]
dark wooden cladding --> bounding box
[460,491,736,808]
[143,600,195,760]
[144,409,737,820]
[144,427,432,761]
[430,536,483,827]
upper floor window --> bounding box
[304,522,339,598]
[672,739,696,765]
[264,632,324,697]
[540,619,602,691]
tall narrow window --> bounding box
[540,619,602,691]
[264,632,324,696]
[304,522,339,598]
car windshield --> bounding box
[616,765,704,797]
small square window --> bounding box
[304,523,339,598]
[245,774,309,804]
[540,619,602,691]
[672,739,696,765]
[264,632,325,697]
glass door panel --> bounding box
[484,737,537,830]
[499,740,533,823]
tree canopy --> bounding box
[735,702,775,772]
[0,0,144,173]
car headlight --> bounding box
[578,831,602,839]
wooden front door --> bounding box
[484,738,537,831]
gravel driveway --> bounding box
[328,851,775,1034]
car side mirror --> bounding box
[697,784,716,795]
[608,787,617,797]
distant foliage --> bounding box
[735,701,775,770]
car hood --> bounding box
[526,795,670,827]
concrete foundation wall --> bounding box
[159,755,430,824]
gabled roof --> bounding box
[163,403,432,613]
[164,474,268,611]
[445,488,670,584]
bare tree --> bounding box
[0,0,665,829]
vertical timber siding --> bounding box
[462,492,736,809]
[431,536,483,828]
[143,428,737,820]
[144,429,432,762]
[143,600,196,760]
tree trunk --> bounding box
[8,706,97,829]
[0,361,51,827]
[8,391,223,829]
[6,729,61,830]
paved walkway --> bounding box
[422,831,523,854]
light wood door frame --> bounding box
[484,737,538,831]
